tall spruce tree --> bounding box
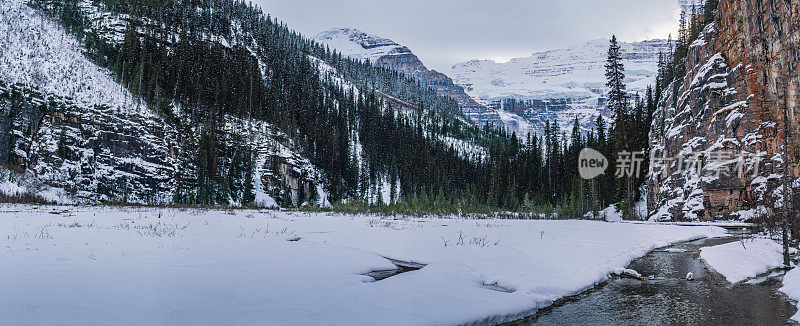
[605,35,627,118]
[606,35,635,218]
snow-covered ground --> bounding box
[0,205,726,325]
[700,238,785,283]
[781,266,800,322]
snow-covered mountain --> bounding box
[451,39,670,102]
[314,28,406,65]
[0,0,140,114]
[450,38,672,137]
[314,28,504,128]
[316,28,671,138]
[314,28,474,106]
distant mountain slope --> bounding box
[450,38,671,136]
[314,28,505,128]
[315,28,476,107]
[314,28,402,64]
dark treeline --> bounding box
[35,0,667,217]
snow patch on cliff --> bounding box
[0,0,143,114]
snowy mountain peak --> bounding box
[314,28,410,64]
[317,28,395,47]
[449,37,671,137]
[451,38,670,103]
[315,27,491,114]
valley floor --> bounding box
[0,205,728,325]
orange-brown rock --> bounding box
[648,0,800,221]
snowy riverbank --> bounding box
[700,237,786,284]
[699,236,800,322]
[0,205,727,325]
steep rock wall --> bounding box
[648,0,800,221]
[0,81,323,206]
[0,82,176,203]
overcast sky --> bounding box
[253,0,683,73]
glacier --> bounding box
[450,38,672,137]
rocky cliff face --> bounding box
[0,81,177,203]
[648,0,800,221]
[0,81,323,207]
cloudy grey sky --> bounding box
[253,0,683,72]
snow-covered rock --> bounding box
[450,38,671,137]
[600,205,623,222]
[647,0,800,221]
[314,28,505,128]
[780,265,800,322]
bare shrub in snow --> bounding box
[57,221,94,228]
[35,225,52,239]
[368,218,394,228]
[442,231,500,248]
[133,222,189,238]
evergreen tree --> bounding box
[196,123,222,206]
[242,148,256,206]
[703,0,719,26]
[605,35,627,119]
[673,12,689,79]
